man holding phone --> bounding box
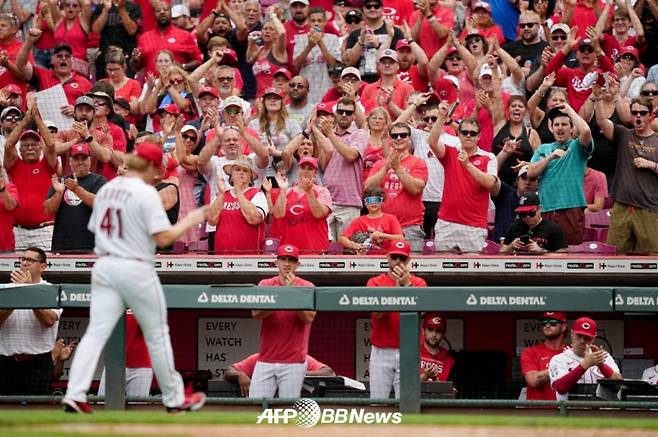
[499,192,567,254]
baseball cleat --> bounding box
[62,397,94,414]
[166,392,206,414]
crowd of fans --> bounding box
[0,0,657,256]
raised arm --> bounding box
[3,110,32,170]
[593,85,614,141]
[428,101,450,159]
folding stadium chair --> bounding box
[567,241,617,255]
[482,240,500,255]
[585,209,612,228]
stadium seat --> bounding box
[264,238,281,254]
[585,209,612,228]
[567,242,617,254]
[327,241,344,255]
[188,241,208,253]
[482,240,500,255]
[422,239,436,255]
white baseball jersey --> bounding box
[642,366,658,385]
[548,348,620,401]
[88,176,171,262]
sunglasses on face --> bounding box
[446,55,461,61]
[541,319,561,327]
[346,18,362,24]
[170,78,184,85]
[424,116,438,123]
[518,210,538,218]
[336,109,354,116]
[182,134,197,141]
[390,132,409,139]
[642,90,658,96]
[224,107,242,115]
[217,76,233,82]
[94,101,107,107]
[631,110,650,116]
[620,54,636,61]
[519,22,537,29]
[364,3,381,9]
[364,195,384,204]
[390,254,408,261]
[578,46,594,54]
[459,129,479,137]
[551,34,567,41]
[3,115,22,122]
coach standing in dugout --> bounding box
[520,312,568,401]
[368,240,427,399]
[250,244,316,399]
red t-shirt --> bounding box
[459,24,505,45]
[134,0,171,32]
[409,5,455,60]
[125,311,151,368]
[215,188,266,254]
[0,182,18,251]
[233,352,326,377]
[280,185,333,254]
[53,18,88,60]
[321,82,366,103]
[0,39,34,104]
[7,158,55,227]
[520,342,567,400]
[256,276,315,363]
[362,144,386,183]
[341,213,403,252]
[420,342,455,382]
[368,273,427,348]
[438,146,494,229]
[569,1,611,39]
[382,0,415,25]
[398,65,428,93]
[33,67,92,105]
[370,154,428,228]
[361,78,414,117]
[137,25,203,75]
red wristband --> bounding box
[598,364,615,378]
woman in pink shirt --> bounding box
[102,47,141,125]
[363,108,391,183]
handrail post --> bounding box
[399,312,420,414]
[105,313,126,410]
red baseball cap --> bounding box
[572,317,597,338]
[387,240,411,257]
[221,49,238,65]
[135,143,164,171]
[423,312,447,332]
[298,156,318,169]
[3,84,21,95]
[158,103,180,116]
[19,129,41,141]
[273,67,292,80]
[315,102,333,115]
[619,46,639,60]
[199,86,219,98]
[433,78,458,104]
[542,311,567,323]
[71,143,90,157]
[263,87,284,99]
[276,244,300,260]
[395,39,411,50]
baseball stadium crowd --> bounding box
[0,0,655,257]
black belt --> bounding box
[14,222,54,230]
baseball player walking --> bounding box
[549,317,622,401]
[367,240,427,399]
[63,143,209,413]
[249,244,316,399]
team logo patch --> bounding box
[394,241,405,249]
[32,168,40,175]
[168,38,176,43]
[581,322,590,329]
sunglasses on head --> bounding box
[541,319,561,327]
[518,210,538,218]
[364,3,381,9]
[390,132,409,139]
[336,109,354,116]
[459,129,479,137]
[390,254,408,261]
[551,34,567,41]
[364,195,384,204]
[578,46,594,54]
[631,109,650,116]
[641,90,658,97]
[424,116,438,123]
[519,22,537,29]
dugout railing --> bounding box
[1,284,658,414]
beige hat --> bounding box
[223,156,258,180]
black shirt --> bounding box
[345,23,404,83]
[503,218,567,252]
[503,40,548,67]
[91,2,142,74]
[47,172,107,253]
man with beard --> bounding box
[197,3,244,51]
[594,92,658,254]
[131,2,202,75]
[3,98,57,251]
[395,39,430,93]
[16,32,91,110]
[54,96,115,181]
[503,11,547,68]
[287,76,313,129]
[313,97,369,241]
[367,240,427,399]
[44,144,107,253]
[520,312,568,401]
[420,313,454,382]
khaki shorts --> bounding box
[607,202,658,254]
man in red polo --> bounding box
[360,49,414,118]
[17,29,92,111]
[3,100,57,251]
[0,13,33,103]
[132,2,203,75]
[367,240,427,399]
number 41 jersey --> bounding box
[89,175,172,262]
